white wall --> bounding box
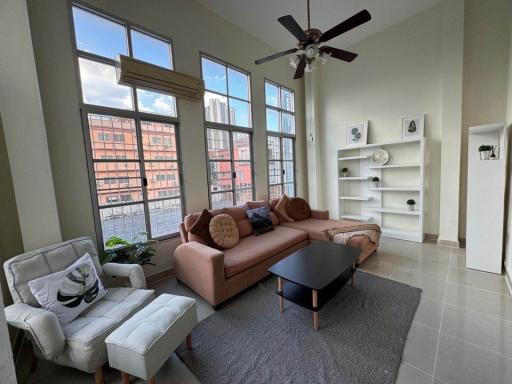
[459,0,512,239]
[0,284,16,384]
[314,0,463,237]
[0,0,61,251]
[26,0,307,277]
[505,15,512,279]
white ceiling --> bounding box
[197,0,442,51]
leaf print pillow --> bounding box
[28,253,107,325]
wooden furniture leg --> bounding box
[277,277,284,313]
[121,372,130,384]
[186,333,193,350]
[94,366,104,384]
[148,378,156,384]
[312,289,319,331]
[351,262,356,288]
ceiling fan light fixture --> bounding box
[318,51,329,65]
[289,54,301,69]
[305,61,316,73]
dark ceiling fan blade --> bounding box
[294,55,307,79]
[320,46,358,62]
[255,48,298,65]
[320,9,371,43]
[278,15,308,42]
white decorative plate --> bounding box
[371,149,389,166]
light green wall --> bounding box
[26,0,307,276]
[0,115,24,305]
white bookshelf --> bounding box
[337,138,426,242]
[466,123,507,274]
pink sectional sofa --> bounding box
[174,201,379,307]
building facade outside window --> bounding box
[265,80,296,200]
[71,4,185,245]
[201,55,254,209]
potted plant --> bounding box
[100,232,156,266]
[371,176,380,188]
[478,145,492,160]
[340,167,349,178]
[407,199,416,211]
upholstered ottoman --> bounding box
[105,294,197,384]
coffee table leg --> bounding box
[312,289,319,331]
[277,277,284,313]
[351,262,356,288]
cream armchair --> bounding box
[3,237,154,384]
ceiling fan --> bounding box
[255,0,371,79]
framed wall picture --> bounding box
[402,115,424,141]
[346,121,368,147]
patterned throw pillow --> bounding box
[287,197,312,221]
[246,206,274,236]
[28,253,107,325]
[189,209,218,248]
[209,214,240,249]
[274,195,295,223]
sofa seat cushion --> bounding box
[59,287,154,372]
[223,226,307,278]
[281,219,372,248]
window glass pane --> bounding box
[141,121,177,160]
[79,58,133,110]
[94,162,143,205]
[269,185,283,200]
[131,30,172,69]
[281,112,295,135]
[137,89,176,117]
[234,162,252,191]
[202,58,227,94]
[267,136,281,160]
[283,161,294,183]
[233,132,251,161]
[282,138,294,160]
[268,161,282,185]
[284,183,295,197]
[73,7,127,59]
[211,192,233,209]
[100,204,146,244]
[204,92,229,124]
[281,88,294,112]
[229,98,251,128]
[149,198,181,237]
[227,68,249,100]
[210,161,232,192]
[266,108,279,132]
[207,129,231,160]
[145,162,180,199]
[88,114,138,160]
[265,82,279,107]
[236,189,253,205]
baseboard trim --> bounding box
[506,267,512,296]
[424,233,438,242]
[437,238,460,248]
[146,268,175,286]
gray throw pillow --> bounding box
[246,206,274,236]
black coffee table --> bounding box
[268,241,360,331]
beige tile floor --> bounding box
[26,238,512,384]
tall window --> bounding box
[201,55,254,208]
[72,5,184,244]
[265,81,296,199]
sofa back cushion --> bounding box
[3,237,102,306]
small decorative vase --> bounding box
[480,151,490,160]
[490,146,497,160]
[408,204,415,212]
[372,181,380,188]
[341,171,349,178]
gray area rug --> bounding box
[177,271,421,384]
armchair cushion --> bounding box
[102,263,147,289]
[57,287,154,373]
[5,303,65,360]
[4,238,101,306]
